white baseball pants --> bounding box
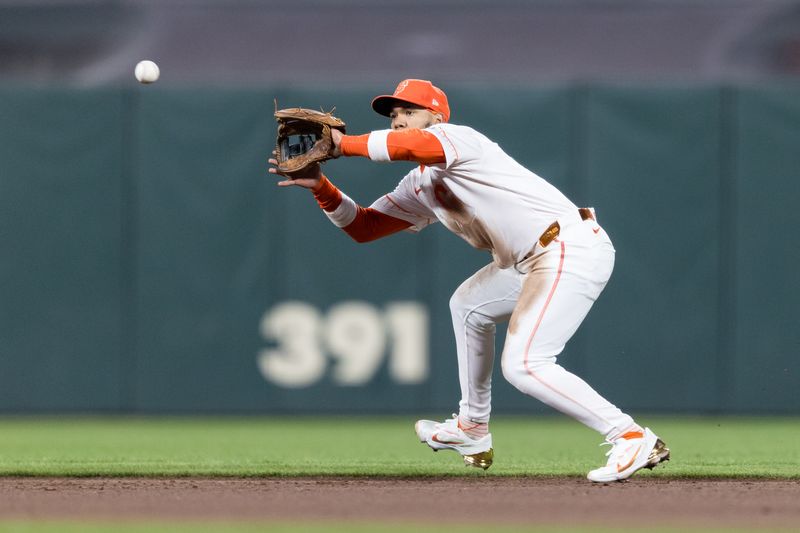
[450,218,636,439]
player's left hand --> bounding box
[330,128,343,158]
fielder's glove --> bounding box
[274,106,346,177]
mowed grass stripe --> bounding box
[0,416,797,477]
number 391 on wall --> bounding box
[257,301,429,388]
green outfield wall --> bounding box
[0,85,798,414]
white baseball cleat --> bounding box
[587,427,670,482]
[415,414,494,470]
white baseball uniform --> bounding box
[327,123,637,440]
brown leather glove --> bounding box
[274,107,346,177]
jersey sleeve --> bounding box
[425,124,484,170]
[369,170,437,233]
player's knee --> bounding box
[501,357,527,392]
[449,290,472,323]
[448,291,466,317]
[451,295,494,332]
[501,354,525,385]
[501,353,555,390]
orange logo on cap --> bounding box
[394,80,409,95]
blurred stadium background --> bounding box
[1,0,798,416]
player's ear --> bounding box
[431,112,443,124]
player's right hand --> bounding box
[269,152,323,190]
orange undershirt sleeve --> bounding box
[343,207,413,243]
[386,130,446,164]
[339,130,446,165]
[339,134,370,158]
[311,174,412,243]
[312,175,343,211]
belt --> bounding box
[538,207,595,248]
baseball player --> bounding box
[269,79,670,482]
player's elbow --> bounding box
[353,234,383,244]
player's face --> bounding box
[390,106,441,130]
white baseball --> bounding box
[134,60,160,84]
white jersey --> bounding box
[369,123,578,268]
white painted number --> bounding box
[257,302,325,388]
[324,302,386,385]
[385,302,429,384]
[257,301,429,388]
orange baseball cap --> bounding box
[371,79,450,123]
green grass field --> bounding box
[1,416,798,532]
[0,415,797,478]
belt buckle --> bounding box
[538,221,560,248]
[516,221,561,274]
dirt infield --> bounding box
[1,477,798,527]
